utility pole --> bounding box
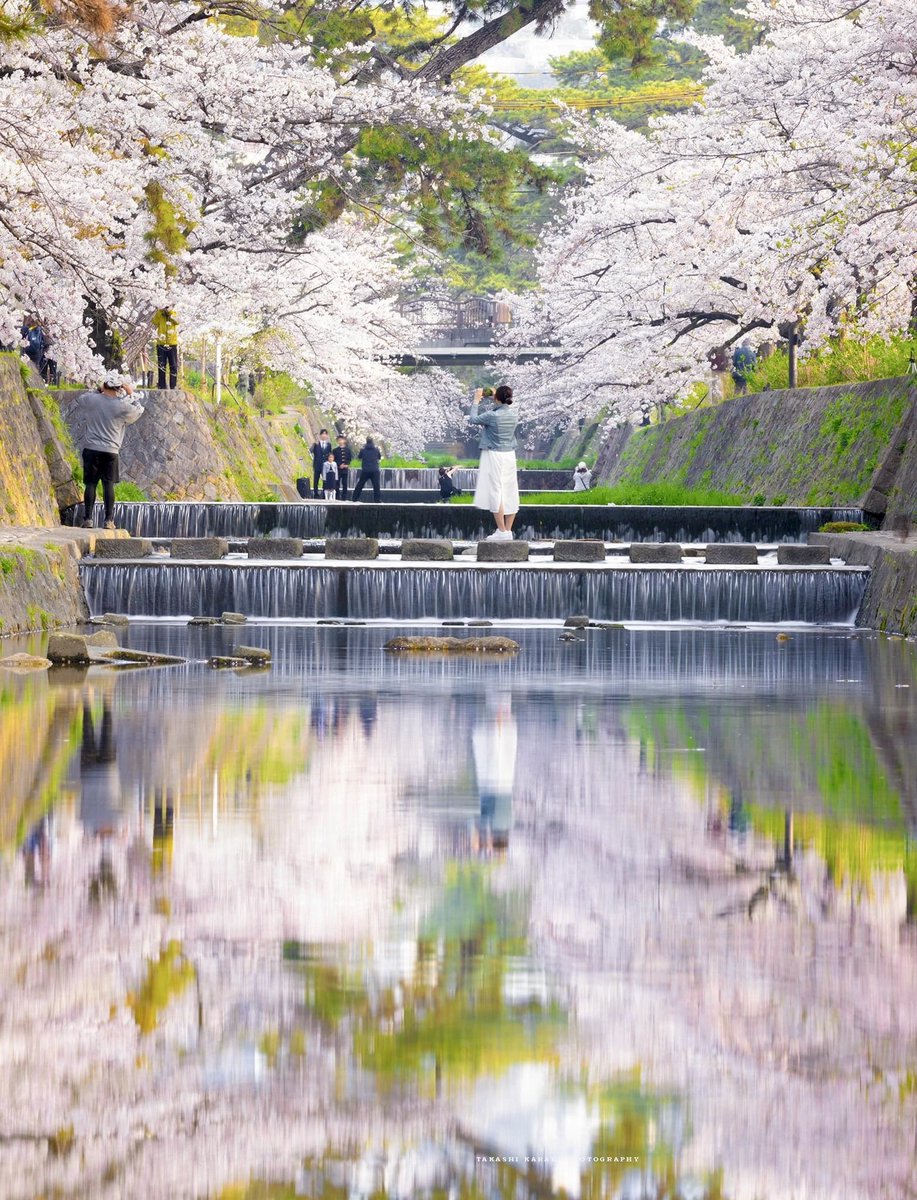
[215,337,223,406]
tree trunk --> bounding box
[413,0,565,81]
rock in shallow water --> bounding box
[0,653,52,671]
[384,635,519,654]
[47,633,91,663]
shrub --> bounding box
[751,493,766,506]
[818,521,869,533]
[771,494,787,506]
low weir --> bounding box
[81,561,868,624]
[70,502,867,544]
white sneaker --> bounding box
[484,530,504,541]
[501,530,514,540]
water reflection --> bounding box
[0,627,915,1199]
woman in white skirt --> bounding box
[469,384,519,540]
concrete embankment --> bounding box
[810,531,917,637]
[596,376,917,522]
[0,528,131,636]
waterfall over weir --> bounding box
[73,502,867,544]
[81,562,868,624]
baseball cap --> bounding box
[103,370,122,389]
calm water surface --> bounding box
[1,625,916,1199]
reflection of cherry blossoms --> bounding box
[1,661,916,1198]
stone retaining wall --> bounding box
[810,531,917,636]
[0,541,88,635]
[596,377,916,512]
[0,356,62,526]
[56,386,329,502]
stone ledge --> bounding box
[706,543,759,565]
[93,537,154,560]
[554,540,606,563]
[401,539,454,561]
[247,537,304,559]
[476,541,530,562]
[629,543,683,564]
[777,544,831,565]
[170,537,229,560]
[325,537,379,560]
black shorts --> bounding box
[82,448,120,485]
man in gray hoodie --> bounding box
[79,371,145,529]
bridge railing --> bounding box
[395,295,512,346]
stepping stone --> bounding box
[705,543,759,565]
[628,543,683,563]
[0,653,52,672]
[564,615,590,628]
[554,540,606,563]
[94,538,153,560]
[384,635,519,654]
[170,537,229,559]
[221,611,247,624]
[247,537,304,559]
[476,541,530,562]
[85,630,120,649]
[777,544,831,565]
[100,649,187,665]
[325,537,380,560]
[401,539,454,561]
[234,645,272,663]
[47,633,91,663]
[93,612,130,625]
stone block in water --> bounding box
[246,537,304,559]
[777,544,831,565]
[401,539,454,561]
[564,615,591,628]
[94,538,153,559]
[705,543,759,565]
[221,611,247,624]
[0,653,52,672]
[47,633,91,663]
[325,537,379,560]
[100,648,186,665]
[170,537,229,560]
[476,541,530,562]
[554,540,606,563]
[234,645,272,663]
[628,543,683,563]
[384,635,519,653]
[85,630,120,649]
[94,612,130,625]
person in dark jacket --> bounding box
[311,428,332,495]
[351,437,382,502]
[333,435,353,499]
[438,465,463,500]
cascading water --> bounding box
[81,561,868,624]
[74,502,868,544]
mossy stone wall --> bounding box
[57,386,327,502]
[0,356,61,526]
[596,377,917,510]
[0,544,88,635]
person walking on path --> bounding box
[731,341,757,395]
[469,385,519,540]
[351,436,382,502]
[79,371,145,529]
[333,435,353,499]
[153,308,179,389]
[311,428,332,495]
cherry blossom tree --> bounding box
[504,0,917,429]
[0,0,469,440]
